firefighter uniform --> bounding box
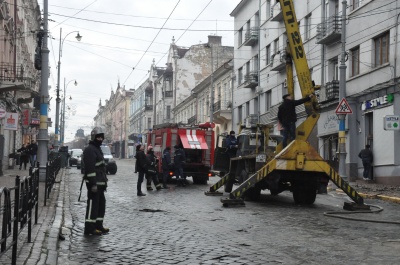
[146,146,162,191]
[83,127,109,235]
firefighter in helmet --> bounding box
[83,127,109,235]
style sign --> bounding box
[4,112,18,130]
[384,115,400,131]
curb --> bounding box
[333,188,400,204]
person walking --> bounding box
[225,131,238,158]
[174,145,186,187]
[145,145,162,191]
[83,127,109,236]
[277,93,314,148]
[17,143,29,170]
[161,147,172,189]
[27,140,38,167]
[134,144,148,196]
[358,144,373,180]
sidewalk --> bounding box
[0,166,65,265]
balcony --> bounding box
[242,27,259,46]
[270,51,286,72]
[326,80,339,100]
[316,15,342,45]
[242,71,258,89]
[213,100,232,124]
[271,4,283,22]
[164,91,173,98]
[0,63,38,92]
[187,115,196,125]
[145,104,153,111]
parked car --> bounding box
[80,145,117,175]
[69,149,83,167]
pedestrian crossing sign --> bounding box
[335,98,353,114]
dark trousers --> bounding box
[362,162,372,179]
[85,188,106,233]
[19,156,28,170]
[282,122,296,148]
[175,167,185,180]
[137,171,145,193]
[162,169,169,187]
[146,173,161,189]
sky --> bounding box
[44,0,241,143]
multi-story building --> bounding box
[93,82,133,158]
[129,36,234,147]
[231,0,400,184]
[0,0,41,174]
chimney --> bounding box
[208,35,221,46]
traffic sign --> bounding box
[384,115,400,130]
[335,98,353,115]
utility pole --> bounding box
[338,0,348,180]
[54,28,62,150]
[209,44,214,123]
[37,0,49,181]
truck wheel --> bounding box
[293,189,316,205]
[244,186,261,201]
[109,169,117,175]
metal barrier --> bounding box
[0,170,39,265]
[44,154,61,206]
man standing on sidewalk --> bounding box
[359,144,373,180]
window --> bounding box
[253,55,259,73]
[374,32,389,67]
[147,117,151,129]
[351,46,360,76]
[238,27,243,46]
[274,38,279,55]
[246,102,250,117]
[265,90,271,111]
[266,0,271,20]
[246,61,250,75]
[238,67,243,84]
[166,105,171,119]
[254,97,258,114]
[351,0,360,11]
[304,13,311,40]
[238,106,243,124]
[266,45,271,65]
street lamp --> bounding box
[61,79,78,145]
[54,28,82,150]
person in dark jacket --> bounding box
[145,145,162,191]
[358,144,373,180]
[225,131,238,158]
[27,140,38,167]
[174,145,187,187]
[134,144,148,196]
[161,146,172,189]
[277,93,314,147]
[83,127,109,236]
[17,143,29,170]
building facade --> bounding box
[231,0,400,184]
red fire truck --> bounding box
[147,122,215,184]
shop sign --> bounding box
[31,110,40,125]
[0,108,6,118]
[22,109,30,128]
[4,112,18,130]
[361,94,394,111]
[384,115,400,130]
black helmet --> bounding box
[91,127,105,141]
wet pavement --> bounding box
[1,160,400,265]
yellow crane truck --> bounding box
[206,0,366,209]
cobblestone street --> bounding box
[58,160,400,265]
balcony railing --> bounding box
[325,80,339,100]
[243,27,259,46]
[271,4,283,21]
[145,104,153,111]
[0,63,37,92]
[164,91,173,98]
[271,51,286,72]
[243,71,258,89]
[316,15,342,45]
[213,100,221,112]
[187,115,196,124]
